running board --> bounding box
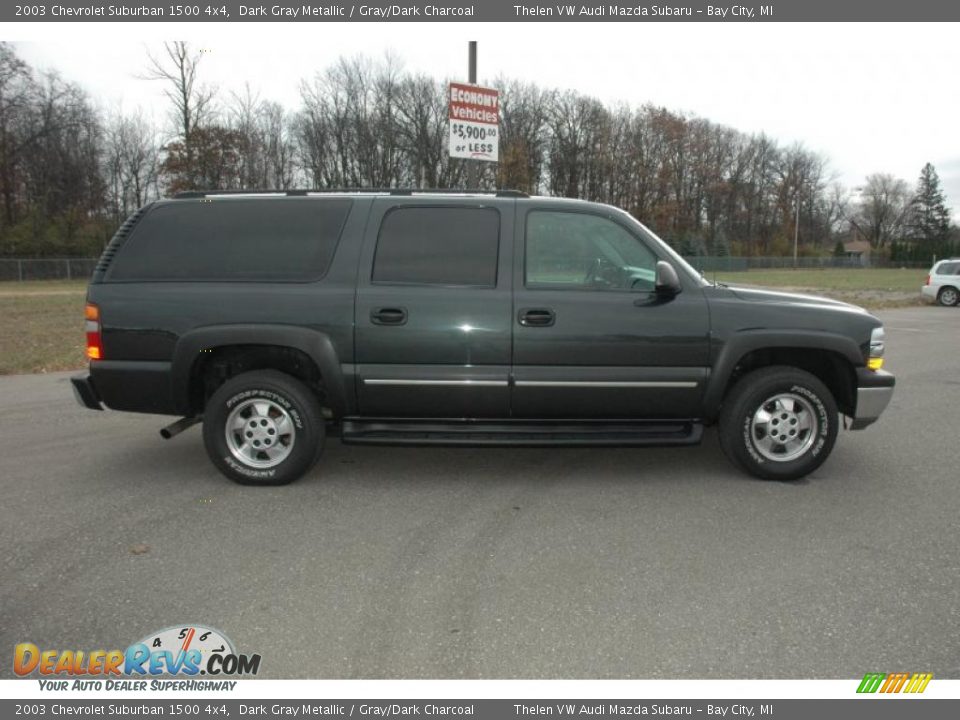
[341,419,703,447]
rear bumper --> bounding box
[850,368,895,430]
[72,361,178,415]
[920,285,937,301]
[71,374,103,411]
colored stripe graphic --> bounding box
[904,673,934,693]
[857,673,886,693]
[857,672,932,694]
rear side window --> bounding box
[372,207,499,287]
[936,261,959,275]
[108,198,352,281]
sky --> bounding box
[11,22,960,216]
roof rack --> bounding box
[173,188,529,199]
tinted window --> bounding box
[936,262,959,275]
[526,211,658,291]
[373,207,499,286]
[109,198,352,281]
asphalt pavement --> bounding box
[1,306,958,679]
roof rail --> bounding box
[173,188,530,199]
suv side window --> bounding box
[373,207,499,287]
[108,198,352,282]
[525,210,659,291]
[936,261,959,275]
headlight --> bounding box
[868,327,885,370]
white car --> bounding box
[921,258,960,306]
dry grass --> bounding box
[0,281,87,374]
[711,268,927,309]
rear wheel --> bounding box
[719,366,838,481]
[202,370,324,485]
[937,286,959,306]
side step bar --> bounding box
[341,419,703,447]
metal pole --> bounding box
[466,41,478,189]
[794,193,800,268]
[468,41,477,84]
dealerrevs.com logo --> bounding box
[14,625,261,689]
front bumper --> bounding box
[71,374,103,411]
[850,368,895,430]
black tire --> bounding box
[202,370,324,486]
[937,286,959,307]
[718,366,838,481]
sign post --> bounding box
[449,42,498,186]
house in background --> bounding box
[843,222,873,266]
[843,239,872,266]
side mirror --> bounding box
[655,261,682,298]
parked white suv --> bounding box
[922,259,960,306]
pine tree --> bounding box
[713,227,731,257]
[908,163,951,246]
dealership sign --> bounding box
[448,82,499,162]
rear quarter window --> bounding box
[935,261,959,275]
[107,198,352,282]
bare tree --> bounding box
[143,41,216,189]
[104,109,160,220]
[853,173,911,249]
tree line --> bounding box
[0,42,955,259]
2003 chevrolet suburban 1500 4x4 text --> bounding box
[71,189,895,485]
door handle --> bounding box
[370,307,407,325]
[519,308,555,327]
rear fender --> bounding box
[171,324,349,416]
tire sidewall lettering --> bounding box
[742,412,765,465]
[223,455,276,479]
[225,388,304,431]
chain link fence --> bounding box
[0,258,99,282]
[0,255,934,282]
[683,256,931,272]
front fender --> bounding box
[703,330,863,422]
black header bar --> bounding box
[5,1,960,23]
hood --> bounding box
[725,284,868,314]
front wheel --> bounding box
[718,366,838,481]
[202,370,325,485]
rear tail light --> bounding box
[85,303,102,360]
[925,274,931,286]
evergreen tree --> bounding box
[713,227,731,257]
[833,239,847,257]
[907,163,951,246]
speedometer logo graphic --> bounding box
[136,624,234,672]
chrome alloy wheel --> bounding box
[224,399,296,469]
[749,392,818,462]
[939,287,959,306]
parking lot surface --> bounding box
[1,307,958,679]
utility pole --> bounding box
[466,41,478,189]
[794,191,800,269]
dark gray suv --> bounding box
[71,189,895,485]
